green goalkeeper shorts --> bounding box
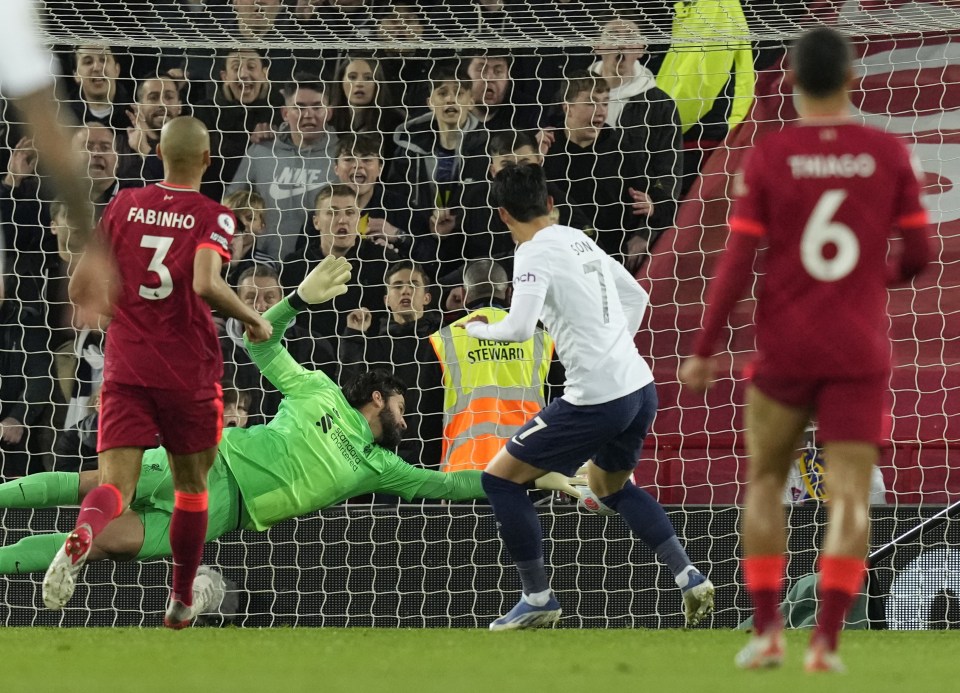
[131,448,242,561]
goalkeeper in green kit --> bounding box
[0,257,580,610]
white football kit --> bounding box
[466,224,653,405]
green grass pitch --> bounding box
[4,628,953,693]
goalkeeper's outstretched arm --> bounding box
[245,256,352,395]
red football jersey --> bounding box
[727,121,928,378]
[99,182,235,389]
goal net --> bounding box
[0,0,958,629]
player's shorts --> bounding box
[131,448,242,561]
[505,382,658,476]
[98,380,223,455]
[750,370,890,444]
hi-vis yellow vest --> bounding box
[655,0,755,134]
[428,306,554,473]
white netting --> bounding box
[0,0,958,629]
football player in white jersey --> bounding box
[0,0,96,284]
[465,163,714,630]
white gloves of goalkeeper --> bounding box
[296,256,352,305]
[533,471,587,498]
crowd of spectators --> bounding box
[0,0,756,481]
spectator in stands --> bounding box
[388,64,480,272]
[226,0,295,41]
[454,130,590,273]
[328,55,405,142]
[0,136,58,309]
[53,387,99,473]
[373,2,437,113]
[222,264,336,424]
[194,48,283,185]
[654,0,755,193]
[463,49,540,135]
[69,45,130,133]
[0,272,52,479]
[229,75,337,262]
[282,183,400,337]
[73,122,124,214]
[339,260,443,467]
[221,188,273,285]
[591,18,683,242]
[542,72,653,270]
[426,259,559,473]
[333,133,411,251]
[297,0,377,40]
[222,385,251,430]
[123,75,183,183]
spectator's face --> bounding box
[233,0,280,33]
[235,205,266,235]
[375,392,407,449]
[223,401,249,428]
[237,274,283,314]
[596,20,647,76]
[137,78,182,134]
[342,59,376,107]
[283,87,329,141]
[75,125,118,186]
[564,88,610,142]
[313,194,360,253]
[379,4,424,43]
[428,82,473,129]
[491,145,542,177]
[385,268,431,323]
[74,47,120,102]
[335,151,382,196]
[221,51,269,104]
[467,56,510,107]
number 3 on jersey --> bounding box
[800,189,860,282]
[139,234,174,300]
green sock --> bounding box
[0,472,80,508]
[0,533,69,574]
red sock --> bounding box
[169,491,208,607]
[814,555,866,651]
[75,484,124,537]
[743,555,785,635]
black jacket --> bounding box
[339,312,444,469]
[0,300,51,428]
[543,126,647,257]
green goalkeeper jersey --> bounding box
[221,296,484,531]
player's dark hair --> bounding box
[488,130,538,157]
[343,369,407,409]
[492,163,550,222]
[384,260,430,287]
[791,28,852,98]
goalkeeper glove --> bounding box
[534,472,587,499]
[296,255,352,305]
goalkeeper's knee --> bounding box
[578,487,617,516]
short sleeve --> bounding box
[728,146,768,237]
[893,143,928,230]
[511,241,550,299]
[196,207,235,262]
[0,0,55,98]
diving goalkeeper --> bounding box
[0,257,580,591]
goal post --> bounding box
[0,0,957,628]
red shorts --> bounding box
[98,381,223,455]
[750,369,890,444]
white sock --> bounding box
[675,565,699,589]
[522,588,553,607]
